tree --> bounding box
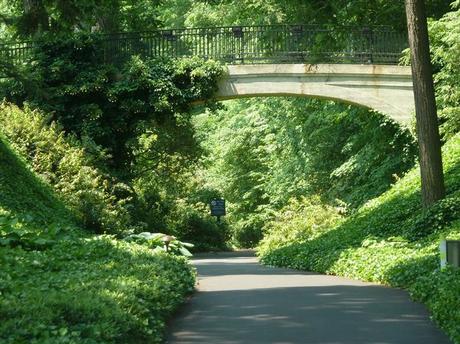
[405,0,445,207]
[19,0,48,34]
[0,0,161,38]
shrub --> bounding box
[124,232,194,256]
[166,200,230,251]
[410,266,460,344]
[0,236,195,344]
[406,193,460,241]
[0,212,78,250]
[429,4,460,139]
[232,217,265,248]
[0,103,133,235]
[1,119,196,344]
[259,196,344,252]
[0,135,74,227]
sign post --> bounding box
[440,238,460,268]
[210,199,226,223]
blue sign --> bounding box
[210,199,226,216]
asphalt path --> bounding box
[166,251,452,344]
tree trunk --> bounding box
[405,0,445,207]
[22,0,48,34]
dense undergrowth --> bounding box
[0,101,230,251]
[0,136,196,343]
[0,237,194,344]
[258,133,460,343]
[0,103,133,235]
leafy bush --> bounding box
[124,232,194,256]
[0,134,74,226]
[258,133,460,343]
[195,97,417,249]
[0,236,195,344]
[0,213,77,250]
[166,200,230,252]
[407,194,460,241]
[0,103,133,235]
[411,266,460,343]
[232,215,265,248]
[260,196,344,251]
[0,32,225,244]
[0,33,223,171]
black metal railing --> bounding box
[0,41,32,65]
[0,25,408,68]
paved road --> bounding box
[166,251,452,344]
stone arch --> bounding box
[216,64,414,124]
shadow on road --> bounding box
[166,253,452,344]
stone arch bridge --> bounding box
[217,63,413,124]
[0,24,414,123]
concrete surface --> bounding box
[166,251,452,344]
[215,64,414,124]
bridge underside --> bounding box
[216,64,414,124]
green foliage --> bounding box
[429,3,460,139]
[260,196,344,251]
[130,163,231,251]
[1,34,223,172]
[0,0,162,38]
[0,31,224,239]
[258,133,460,344]
[231,214,266,248]
[0,134,74,226]
[0,133,81,251]
[410,266,460,343]
[0,103,133,234]
[0,0,451,41]
[0,213,76,250]
[124,232,194,257]
[0,2,458,341]
[0,101,196,344]
[409,194,460,241]
[195,98,417,247]
[156,0,449,30]
[0,236,195,344]
[165,200,231,252]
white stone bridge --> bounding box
[216,63,414,124]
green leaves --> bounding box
[0,42,224,236]
[1,34,223,173]
[0,103,133,235]
[0,0,163,39]
[195,97,417,247]
[123,232,195,257]
[429,4,460,140]
[0,211,80,250]
[0,237,196,343]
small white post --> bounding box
[439,237,447,269]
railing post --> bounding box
[232,26,243,64]
[362,27,374,64]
